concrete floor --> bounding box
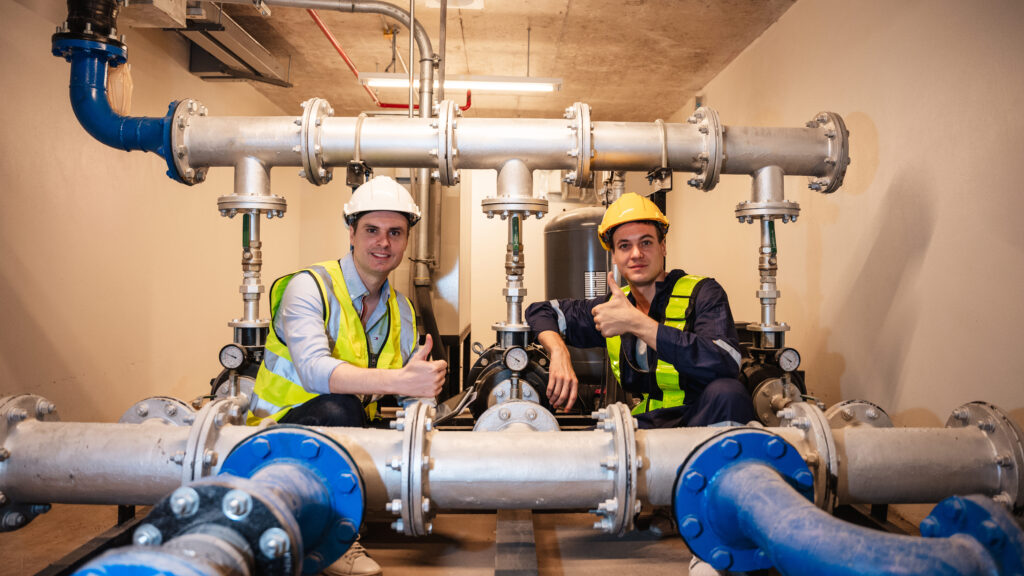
[1,505,694,575]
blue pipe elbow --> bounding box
[53,37,183,182]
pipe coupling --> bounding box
[685,106,724,191]
[945,402,1024,516]
[433,100,461,186]
[299,98,335,185]
[170,99,210,185]
[805,111,850,193]
[0,395,60,532]
[564,102,594,188]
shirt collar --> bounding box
[339,253,390,313]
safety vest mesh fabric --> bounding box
[250,259,414,424]
[605,275,705,416]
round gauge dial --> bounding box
[776,347,801,373]
[219,344,247,370]
[503,346,530,372]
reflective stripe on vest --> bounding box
[249,259,415,423]
[605,275,705,416]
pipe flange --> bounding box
[170,99,209,186]
[0,395,60,532]
[473,400,559,432]
[824,399,893,429]
[299,98,334,186]
[564,102,594,188]
[752,378,803,426]
[119,396,196,426]
[734,200,801,223]
[777,401,838,510]
[486,379,541,406]
[389,402,435,536]
[220,426,366,573]
[216,195,288,220]
[920,495,1024,573]
[590,403,639,535]
[480,197,549,219]
[805,111,850,193]
[674,429,814,572]
[182,397,247,483]
[434,100,460,186]
[133,476,305,576]
[686,106,724,191]
[946,402,1024,516]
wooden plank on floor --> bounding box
[495,509,538,576]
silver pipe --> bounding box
[188,117,831,177]
[752,164,784,203]
[407,0,415,117]
[834,426,1004,505]
[0,420,1012,511]
[437,0,447,102]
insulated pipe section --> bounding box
[709,463,1018,575]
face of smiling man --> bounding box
[610,220,668,288]
[349,210,410,287]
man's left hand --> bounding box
[592,272,644,337]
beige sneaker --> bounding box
[321,542,382,576]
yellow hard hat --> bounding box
[597,193,670,251]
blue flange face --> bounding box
[673,429,815,572]
[221,426,366,575]
[920,495,1024,575]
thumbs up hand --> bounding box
[399,334,447,398]
[592,271,642,338]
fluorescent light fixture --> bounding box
[359,72,561,94]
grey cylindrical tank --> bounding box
[545,207,608,300]
[544,207,609,394]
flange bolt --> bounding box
[259,527,291,559]
[133,523,162,547]
[169,487,200,518]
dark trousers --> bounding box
[278,394,366,427]
[635,378,756,429]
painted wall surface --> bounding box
[664,0,1024,427]
[0,0,318,422]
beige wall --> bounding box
[664,0,1024,427]
[0,0,323,421]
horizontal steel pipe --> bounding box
[184,116,835,176]
[834,426,1003,505]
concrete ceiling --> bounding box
[223,0,795,121]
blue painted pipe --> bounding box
[52,37,182,181]
[68,49,167,153]
[710,462,998,576]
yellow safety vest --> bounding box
[249,259,415,424]
[606,275,705,416]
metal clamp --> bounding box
[825,399,893,429]
[564,102,594,188]
[388,401,435,536]
[777,401,839,510]
[945,402,1024,515]
[119,396,195,426]
[170,99,209,185]
[686,106,723,191]
[591,403,640,535]
[181,397,247,483]
[434,100,460,186]
[299,98,334,185]
[805,111,850,193]
[0,395,60,532]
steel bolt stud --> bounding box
[133,523,162,546]
[259,527,290,559]
[36,401,56,417]
[680,516,703,538]
[300,439,321,459]
[7,409,28,424]
[169,487,200,518]
[222,489,253,521]
[952,407,970,421]
[683,471,707,493]
[719,438,742,460]
[710,548,734,570]
[865,408,879,420]
[841,408,854,421]
[385,499,402,513]
[0,492,6,506]
[2,512,25,529]
[391,518,405,532]
[765,437,787,459]
[792,417,811,430]
[499,409,511,420]
[136,404,149,417]
[203,449,218,467]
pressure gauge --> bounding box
[503,346,530,372]
[776,347,801,373]
[219,344,247,371]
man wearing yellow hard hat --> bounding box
[526,192,755,428]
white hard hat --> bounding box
[343,176,421,227]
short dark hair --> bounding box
[346,211,417,230]
[609,219,666,246]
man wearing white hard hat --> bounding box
[249,176,445,576]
